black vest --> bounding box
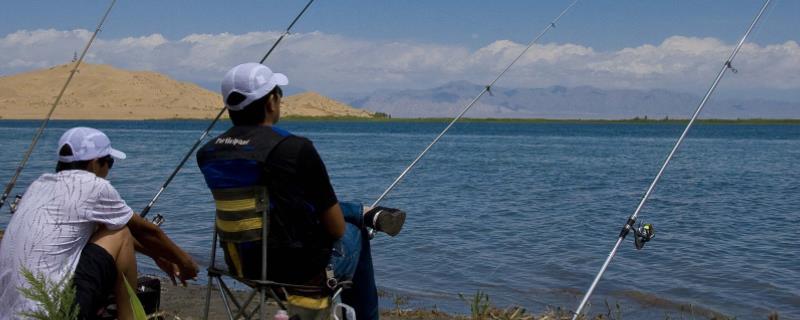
[197,126,332,281]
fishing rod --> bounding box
[0,0,118,212]
[369,0,580,212]
[140,0,315,220]
[570,1,772,318]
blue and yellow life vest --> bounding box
[197,126,332,281]
[197,126,285,238]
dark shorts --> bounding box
[73,243,117,320]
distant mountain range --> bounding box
[344,81,800,119]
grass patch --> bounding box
[18,268,79,320]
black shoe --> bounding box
[364,207,406,237]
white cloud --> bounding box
[0,29,92,73]
[1,29,798,99]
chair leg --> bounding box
[245,294,268,320]
[207,195,291,320]
[219,277,244,312]
[267,287,287,310]
[233,289,259,319]
[217,279,236,319]
[203,230,219,320]
[259,289,267,320]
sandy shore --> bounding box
[157,280,577,320]
[152,275,765,320]
[157,281,456,320]
[153,273,707,320]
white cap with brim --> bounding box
[221,62,289,111]
[57,127,127,163]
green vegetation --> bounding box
[18,268,79,320]
[447,289,768,320]
[374,112,392,119]
[458,290,492,319]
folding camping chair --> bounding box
[201,186,351,320]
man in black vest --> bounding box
[197,63,405,320]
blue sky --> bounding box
[3,1,797,50]
[1,0,798,101]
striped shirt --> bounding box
[0,170,133,319]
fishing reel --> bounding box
[151,214,165,226]
[632,222,654,250]
[9,194,22,214]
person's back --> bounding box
[197,125,336,284]
[197,62,406,320]
[0,127,198,320]
[0,170,130,317]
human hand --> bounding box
[154,257,181,286]
[154,257,198,287]
[175,257,199,285]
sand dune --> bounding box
[0,63,374,120]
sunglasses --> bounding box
[100,155,114,169]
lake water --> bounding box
[0,120,798,319]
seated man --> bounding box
[0,127,198,320]
[196,63,405,320]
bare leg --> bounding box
[91,226,137,320]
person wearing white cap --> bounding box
[0,127,198,320]
[196,63,405,320]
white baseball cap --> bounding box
[221,63,289,111]
[57,127,126,163]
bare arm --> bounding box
[320,202,346,240]
[127,214,198,283]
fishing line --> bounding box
[0,0,118,211]
[571,0,773,318]
[369,0,580,211]
[140,0,315,220]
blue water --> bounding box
[1,120,798,319]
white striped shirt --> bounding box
[0,170,133,319]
